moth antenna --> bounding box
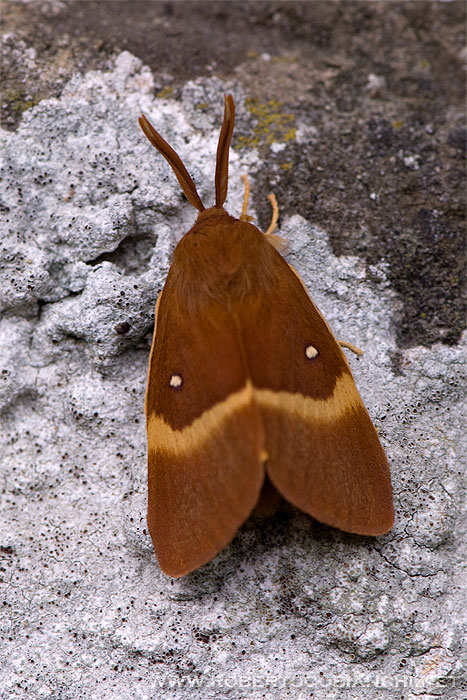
[215,94,236,208]
[139,114,205,212]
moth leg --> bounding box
[241,179,286,251]
[265,193,279,235]
[240,174,254,222]
[264,192,288,253]
[338,340,364,357]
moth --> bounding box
[139,95,394,577]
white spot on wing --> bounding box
[305,345,319,359]
[169,374,182,388]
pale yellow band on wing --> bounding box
[147,381,255,456]
[254,372,361,423]
[147,373,362,457]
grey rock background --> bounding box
[1,3,465,699]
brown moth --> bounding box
[139,95,394,577]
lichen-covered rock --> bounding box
[0,22,464,700]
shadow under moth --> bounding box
[138,95,394,577]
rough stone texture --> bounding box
[1,3,465,699]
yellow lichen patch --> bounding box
[157,86,174,99]
[5,89,40,116]
[235,97,296,149]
